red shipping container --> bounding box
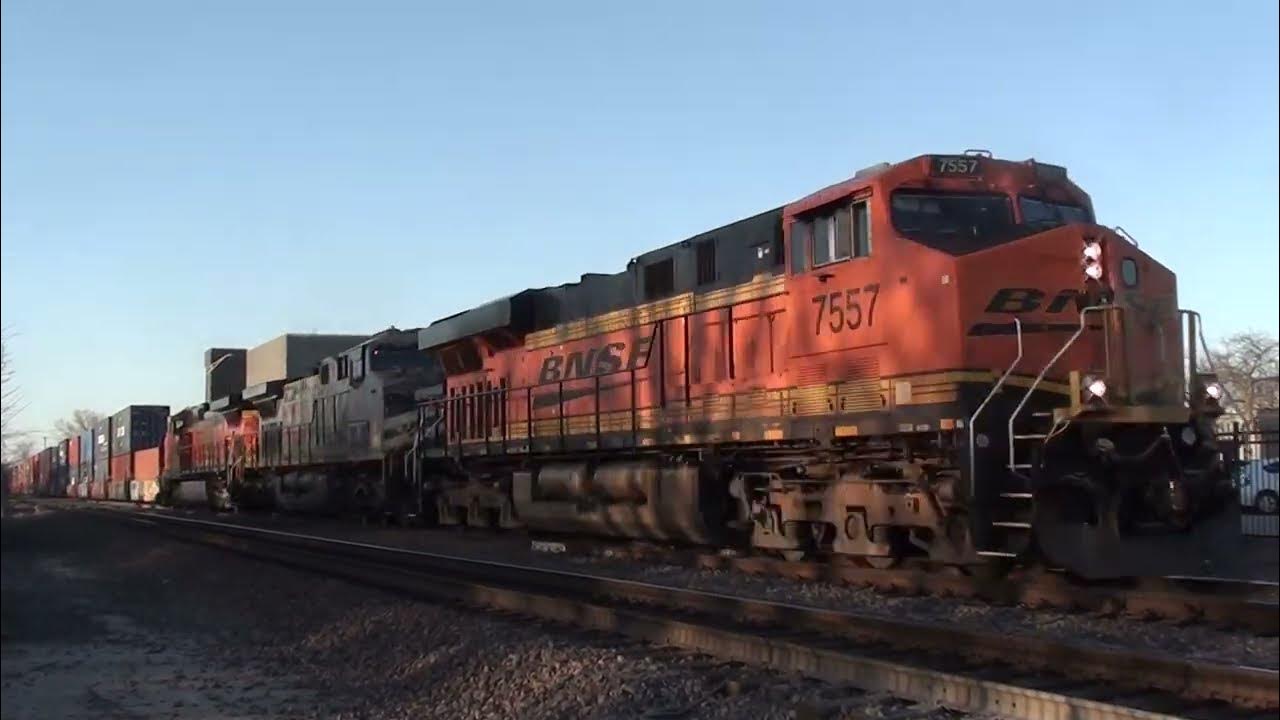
[132,448,162,481]
[69,435,81,468]
[110,454,132,483]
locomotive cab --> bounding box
[774,152,1239,578]
[908,155,1241,579]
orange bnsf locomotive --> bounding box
[413,151,1237,579]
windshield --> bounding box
[890,191,1017,254]
[1019,197,1091,228]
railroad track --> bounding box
[689,553,1280,635]
[44,498,1279,635]
[30,499,1280,639]
[72,503,1276,720]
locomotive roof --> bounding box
[418,206,784,351]
[417,151,1085,353]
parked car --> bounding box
[1235,458,1280,514]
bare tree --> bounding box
[2,326,29,460]
[53,409,105,439]
[4,437,37,464]
[1208,330,1279,430]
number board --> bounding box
[929,155,983,177]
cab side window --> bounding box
[352,348,365,380]
[790,198,871,273]
[790,221,809,274]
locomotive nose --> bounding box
[957,225,1115,345]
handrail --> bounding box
[1007,305,1113,472]
[420,363,650,450]
[1113,226,1140,248]
[968,319,1022,489]
[1178,308,1218,405]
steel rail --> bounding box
[690,553,1280,635]
[74,504,1277,718]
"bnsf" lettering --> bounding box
[966,287,1091,337]
[538,336,653,383]
[984,287,1084,315]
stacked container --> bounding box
[68,435,81,497]
[130,447,163,503]
[79,428,95,497]
[93,419,111,499]
[109,405,169,501]
[53,440,69,496]
[36,447,53,496]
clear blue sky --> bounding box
[3,1,1277,439]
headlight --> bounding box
[1082,240,1104,281]
[1083,375,1107,401]
[1205,382,1223,401]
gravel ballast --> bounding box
[1,505,967,720]
[126,503,1279,671]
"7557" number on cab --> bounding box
[811,283,880,335]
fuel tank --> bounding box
[512,460,726,544]
[271,472,337,514]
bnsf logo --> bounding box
[984,288,1085,315]
[968,287,1088,337]
[538,336,653,383]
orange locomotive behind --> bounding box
[163,404,261,510]
[417,151,1237,579]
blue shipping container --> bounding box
[110,405,170,457]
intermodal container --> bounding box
[80,428,95,485]
[110,453,132,484]
[54,439,71,496]
[94,419,112,482]
[37,447,53,496]
[68,435,81,491]
[106,479,130,501]
[110,405,170,457]
[90,479,107,499]
[132,447,162,480]
[129,447,163,503]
